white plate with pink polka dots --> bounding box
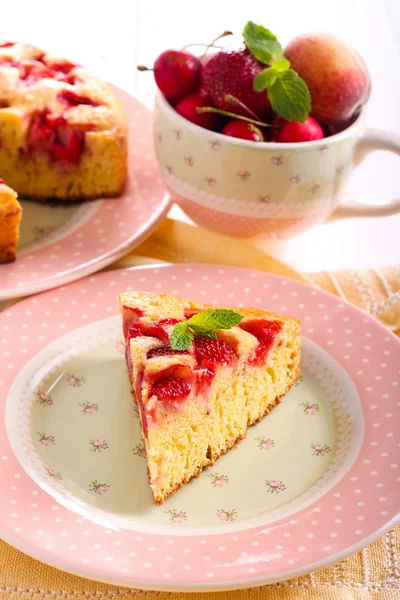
[0,87,171,301]
[1,264,399,592]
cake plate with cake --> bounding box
[0,42,171,300]
[1,263,399,592]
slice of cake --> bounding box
[0,178,22,263]
[119,291,301,505]
[0,41,127,201]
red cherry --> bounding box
[272,116,324,143]
[175,90,218,130]
[154,50,202,102]
[222,119,266,142]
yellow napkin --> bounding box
[1,219,399,599]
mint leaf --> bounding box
[189,325,218,339]
[170,322,193,351]
[170,309,243,350]
[243,21,284,65]
[254,67,277,91]
[273,58,290,73]
[267,69,311,123]
[188,309,243,330]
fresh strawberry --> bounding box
[202,48,271,119]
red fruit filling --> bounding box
[0,178,4,184]
[146,345,188,359]
[18,60,55,85]
[57,90,100,109]
[0,41,15,48]
[194,335,237,393]
[45,59,77,74]
[239,319,282,366]
[149,364,193,403]
[124,315,180,373]
[151,375,191,403]
[28,109,84,164]
[122,306,144,338]
[0,54,77,85]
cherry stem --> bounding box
[182,43,225,50]
[201,30,233,58]
[224,94,261,121]
[137,65,153,72]
[195,107,272,128]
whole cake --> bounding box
[0,41,127,201]
[0,178,21,263]
[119,291,301,505]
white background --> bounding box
[1,0,400,272]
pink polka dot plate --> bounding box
[0,87,171,301]
[1,264,399,592]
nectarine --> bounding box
[284,34,371,125]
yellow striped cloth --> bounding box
[1,219,399,599]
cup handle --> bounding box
[333,128,400,219]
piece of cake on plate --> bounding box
[119,291,301,505]
[0,178,22,263]
[0,41,127,201]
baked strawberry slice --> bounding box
[28,110,56,150]
[0,41,16,48]
[28,110,85,165]
[150,374,192,403]
[44,58,78,83]
[50,118,84,164]
[57,90,100,109]
[239,319,282,366]
[18,60,55,85]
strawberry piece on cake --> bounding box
[119,291,301,505]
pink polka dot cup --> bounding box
[153,92,400,239]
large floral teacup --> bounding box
[153,91,400,239]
